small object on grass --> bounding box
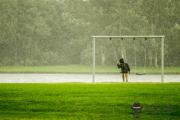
[131,102,142,118]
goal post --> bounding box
[91,35,165,83]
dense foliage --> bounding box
[0,0,179,66]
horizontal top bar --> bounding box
[92,35,165,38]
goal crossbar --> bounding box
[92,35,165,38]
[91,35,165,83]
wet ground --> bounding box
[0,73,179,83]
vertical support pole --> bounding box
[92,37,96,82]
[161,37,165,83]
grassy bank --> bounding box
[0,83,180,120]
[0,65,179,74]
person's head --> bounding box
[119,58,124,63]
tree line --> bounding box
[0,0,179,66]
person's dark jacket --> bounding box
[117,63,130,73]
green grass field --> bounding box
[0,83,180,120]
[0,65,179,74]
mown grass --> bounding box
[0,83,180,120]
[0,65,179,74]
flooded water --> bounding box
[0,74,179,83]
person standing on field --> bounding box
[117,58,130,82]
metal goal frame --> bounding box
[91,35,165,83]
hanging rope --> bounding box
[110,37,128,64]
[134,37,147,75]
[109,37,119,63]
[143,37,148,74]
[133,37,137,74]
